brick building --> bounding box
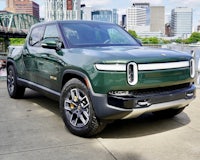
[6,0,40,20]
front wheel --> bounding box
[60,78,106,137]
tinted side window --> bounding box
[44,25,59,39]
[29,26,45,47]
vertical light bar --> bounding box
[190,59,195,78]
[127,62,138,85]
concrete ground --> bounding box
[0,80,200,160]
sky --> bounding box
[0,0,199,28]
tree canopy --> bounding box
[128,29,200,45]
[128,30,138,38]
[185,32,200,44]
[10,38,25,45]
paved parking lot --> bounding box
[0,80,200,160]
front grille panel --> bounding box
[130,83,191,97]
[107,83,194,109]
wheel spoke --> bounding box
[70,88,80,101]
[81,102,89,108]
[80,96,89,108]
[65,99,77,107]
[70,113,78,126]
[83,111,89,120]
[7,73,12,84]
[64,105,71,111]
[7,71,14,93]
[79,114,87,125]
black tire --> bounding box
[7,65,25,99]
[60,78,106,137]
[153,107,185,118]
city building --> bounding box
[45,0,81,21]
[91,9,118,24]
[171,7,193,38]
[45,0,66,21]
[126,3,150,31]
[66,0,81,20]
[5,0,40,20]
[198,25,200,32]
[121,14,127,27]
[150,6,165,35]
[112,9,118,24]
[197,21,200,32]
[81,6,92,21]
[165,23,171,37]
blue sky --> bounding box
[0,0,199,28]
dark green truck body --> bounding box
[6,21,196,136]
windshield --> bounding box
[60,22,140,48]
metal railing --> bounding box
[0,13,38,33]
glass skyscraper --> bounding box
[171,7,193,38]
[91,9,118,24]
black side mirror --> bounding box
[41,38,62,51]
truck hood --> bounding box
[65,46,192,64]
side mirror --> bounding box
[41,38,62,51]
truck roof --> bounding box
[31,20,114,28]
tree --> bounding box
[10,38,25,45]
[148,37,159,44]
[175,39,183,44]
[141,38,149,44]
[186,32,200,44]
[128,30,138,38]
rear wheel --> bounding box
[60,78,106,137]
[7,65,25,99]
[153,107,185,118]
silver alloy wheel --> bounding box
[7,69,15,94]
[64,88,90,128]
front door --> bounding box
[22,25,45,83]
[35,24,64,92]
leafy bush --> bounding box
[128,30,138,38]
[10,38,25,45]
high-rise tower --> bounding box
[171,7,193,38]
[150,6,165,35]
[45,0,81,21]
[126,3,150,31]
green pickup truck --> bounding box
[7,20,196,137]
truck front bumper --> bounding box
[90,84,196,120]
